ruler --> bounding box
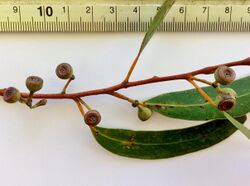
[0,0,250,32]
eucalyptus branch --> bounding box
[0,57,248,101]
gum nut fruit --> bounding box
[26,76,43,93]
[3,87,21,103]
[56,63,73,79]
[214,66,236,85]
[216,93,236,111]
[84,110,101,126]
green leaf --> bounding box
[223,111,250,139]
[146,76,250,120]
[91,116,247,159]
[139,0,175,53]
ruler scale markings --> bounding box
[79,17,82,32]
[103,17,106,32]
[28,20,32,32]
[207,6,210,31]
[138,6,141,31]
[195,17,198,31]
[126,17,129,32]
[0,22,3,32]
[172,17,175,32]
[0,2,250,32]
[240,17,242,31]
[3,21,6,32]
[31,17,34,31]
[218,17,220,31]
[91,5,94,31]
[82,20,85,32]
[12,21,14,32]
[184,5,187,31]
[21,21,24,32]
[56,16,59,32]
[115,6,118,31]
[52,21,54,32]
[228,6,232,31]
[7,16,10,32]
[18,6,21,26]
[42,6,46,31]
[26,20,29,32]
[101,20,104,32]
[11,21,14,32]
[230,6,232,23]
[9,21,12,32]
[67,5,70,31]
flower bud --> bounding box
[84,110,101,126]
[219,88,237,98]
[3,87,21,103]
[56,63,73,80]
[214,66,236,85]
[31,99,47,109]
[138,106,152,121]
[26,76,43,93]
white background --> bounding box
[0,32,249,186]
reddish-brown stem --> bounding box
[110,92,136,104]
[0,57,249,100]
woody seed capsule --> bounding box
[216,88,237,111]
[3,87,21,103]
[84,110,101,126]
[26,76,43,93]
[214,66,236,85]
[217,95,236,111]
[56,63,73,80]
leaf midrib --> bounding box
[92,125,230,147]
[146,91,250,108]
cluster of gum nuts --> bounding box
[1,64,237,126]
[2,63,101,127]
[135,65,237,122]
[213,65,237,111]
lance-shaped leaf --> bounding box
[91,116,246,159]
[146,76,250,121]
[139,0,175,53]
[223,111,250,139]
